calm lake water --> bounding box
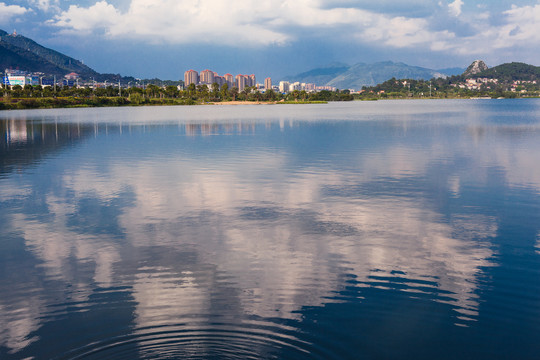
[1,100,540,359]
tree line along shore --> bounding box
[1,79,537,110]
[0,83,353,110]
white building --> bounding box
[279,81,290,93]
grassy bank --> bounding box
[0,96,204,110]
[0,97,332,110]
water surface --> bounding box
[1,100,540,359]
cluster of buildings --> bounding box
[184,69,262,92]
[453,78,499,91]
[184,69,337,94]
[2,69,43,87]
[277,81,336,93]
[2,69,80,87]
[4,65,341,94]
[452,77,538,93]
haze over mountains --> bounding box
[289,62,465,90]
[3,28,539,90]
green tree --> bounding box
[187,83,196,97]
[265,89,276,101]
[165,85,178,98]
[146,84,160,98]
[211,82,220,100]
[220,83,229,101]
[230,87,239,101]
[197,84,209,101]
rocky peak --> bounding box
[463,60,488,77]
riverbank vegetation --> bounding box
[356,76,540,100]
[2,76,537,110]
[0,83,353,110]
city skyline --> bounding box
[184,69,257,92]
[183,69,338,93]
[1,1,539,80]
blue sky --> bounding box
[1,0,539,81]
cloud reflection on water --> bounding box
[2,102,540,355]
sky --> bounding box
[1,0,540,80]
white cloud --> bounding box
[0,3,29,24]
[51,1,120,33]
[495,2,540,47]
[46,0,540,57]
[49,0,455,49]
[449,1,540,55]
[361,15,456,49]
[51,0,291,45]
[448,0,464,17]
[30,0,59,12]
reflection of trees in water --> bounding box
[0,119,91,176]
[1,119,264,174]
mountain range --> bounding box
[289,62,465,89]
[0,29,98,77]
[2,29,538,88]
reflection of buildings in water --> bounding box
[1,118,86,147]
[184,122,257,136]
[5,120,28,144]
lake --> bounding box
[1,100,540,359]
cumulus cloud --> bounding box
[48,0,456,49]
[448,0,464,16]
[495,2,540,47]
[0,2,29,24]
[52,1,120,33]
[30,0,59,12]
[44,0,540,59]
[51,0,291,45]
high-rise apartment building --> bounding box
[236,74,247,92]
[248,74,256,87]
[264,77,272,90]
[224,74,234,88]
[200,69,215,85]
[184,69,199,86]
[214,76,225,87]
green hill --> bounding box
[0,41,70,75]
[0,29,98,77]
[471,62,540,82]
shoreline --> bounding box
[1,97,537,112]
[210,101,277,105]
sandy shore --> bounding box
[210,101,277,105]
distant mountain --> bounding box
[290,61,454,89]
[0,41,68,75]
[0,29,98,77]
[289,63,350,86]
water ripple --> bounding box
[59,321,341,360]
